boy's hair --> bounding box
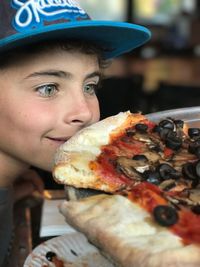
[0,39,108,70]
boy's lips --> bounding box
[46,136,70,144]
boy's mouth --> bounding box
[46,136,70,144]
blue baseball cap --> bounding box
[0,0,151,59]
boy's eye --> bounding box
[37,84,58,97]
[84,83,98,95]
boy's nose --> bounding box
[62,95,95,126]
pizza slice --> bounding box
[60,194,200,267]
[54,112,146,192]
[53,111,200,267]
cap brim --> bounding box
[0,20,151,59]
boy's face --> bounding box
[0,49,100,171]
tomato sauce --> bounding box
[164,147,174,158]
[128,182,167,212]
[128,182,200,246]
[90,153,133,187]
[91,120,200,245]
[91,126,148,188]
[171,210,200,245]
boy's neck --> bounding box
[0,152,29,187]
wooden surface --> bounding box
[7,197,43,267]
[7,191,64,267]
[7,203,32,267]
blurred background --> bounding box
[77,0,200,118]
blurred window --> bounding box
[134,0,196,25]
[76,0,127,21]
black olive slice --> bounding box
[159,119,175,130]
[152,125,162,134]
[126,128,135,137]
[132,154,148,161]
[46,251,57,262]
[195,161,200,178]
[191,205,200,215]
[182,163,197,181]
[188,143,197,154]
[142,170,161,185]
[165,135,182,150]
[135,123,148,133]
[192,179,199,188]
[153,205,179,227]
[194,139,200,146]
[188,128,200,139]
[188,139,200,154]
[195,147,200,159]
[174,120,184,128]
[157,163,179,180]
[160,128,173,140]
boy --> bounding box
[0,0,150,266]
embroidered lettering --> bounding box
[12,0,87,29]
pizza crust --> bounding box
[53,111,146,192]
[60,194,200,267]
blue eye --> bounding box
[37,84,58,97]
[84,83,98,95]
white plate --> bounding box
[23,232,114,267]
[146,106,200,127]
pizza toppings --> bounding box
[132,154,148,161]
[97,118,200,188]
[46,251,57,261]
[195,160,200,177]
[153,205,179,227]
[92,117,200,205]
[165,134,182,150]
[88,116,200,244]
[116,156,144,180]
[170,210,200,245]
[142,170,161,185]
[159,179,176,191]
[192,205,200,214]
[125,181,200,245]
[45,251,64,267]
[188,128,200,139]
[159,119,176,131]
[174,119,184,128]
[156,163,180,180]
[135,123,148,133]
[155,119,183,150]
[182,161,200,187]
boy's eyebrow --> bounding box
[24,70,101,80]
[24,70,72,79]
[85,71,101,80]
